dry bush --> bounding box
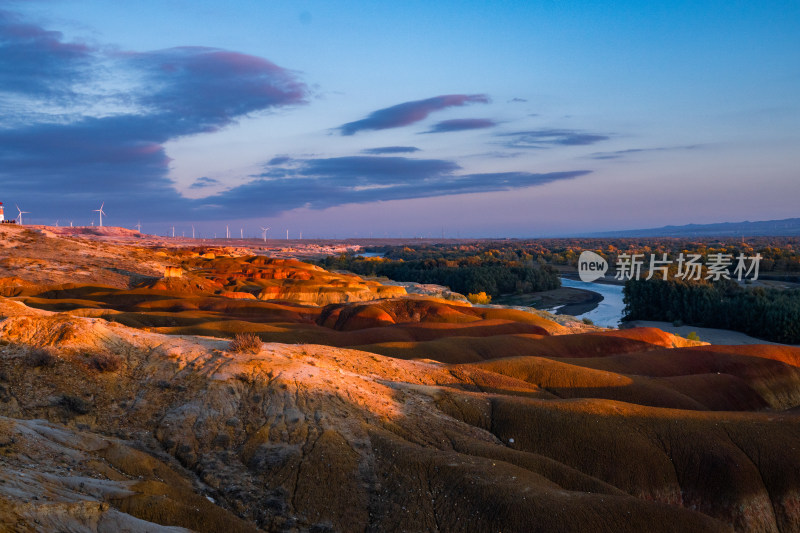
[88,352,122,372]
[25,348,56,368]
[467,291,492,304]
[58,394,90,414]
[229,333,262,354]
[234,371,256,384]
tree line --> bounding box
[623,278,800,344]
[319,254,560,297]
[360,237,800,277]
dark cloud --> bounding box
[200,156,590,217]
[588,144,702,160]
[425,171,589,195]
[290,156,459,183]
[424,118,497,134]
[362,146,421,154]
[127,47,307,135]
[0,9,94,100]
[339,94,490,135]
[189,177,220,189]
[0,115,194,223]
[267,155,293,165]
[467,151,523,159]
[498,129,609,148]
[0,9,309,222]
[0,10,592,226]
[0,116,173,189]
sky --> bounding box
[1,0,798,237]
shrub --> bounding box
[229,333,263,354]
[59,395,90,414]
[88,352,122,372]
[234,371,255,384]
[582,317,594,325]
[467,292,492,304]
[686,331,701,342]
[25,348,56,368]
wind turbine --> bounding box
[240,227,243,239]
[15,205,28,225]
[191,225,195,239]
[135,221,142,232]
[226,225,230,239]
[93,202,106,227]
[260,227,270,242]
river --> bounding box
[558,277,626,328]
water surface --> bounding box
[558,277,625,328]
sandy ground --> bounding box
[624,320,800,346]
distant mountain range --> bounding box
[584,217,800,238]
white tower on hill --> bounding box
[0,202,4,222]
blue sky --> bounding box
[1,0,798,237]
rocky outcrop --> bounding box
[376,279,471,303]
[256,279,406,305]
[0,417,253,533]
[164,266,184,278]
